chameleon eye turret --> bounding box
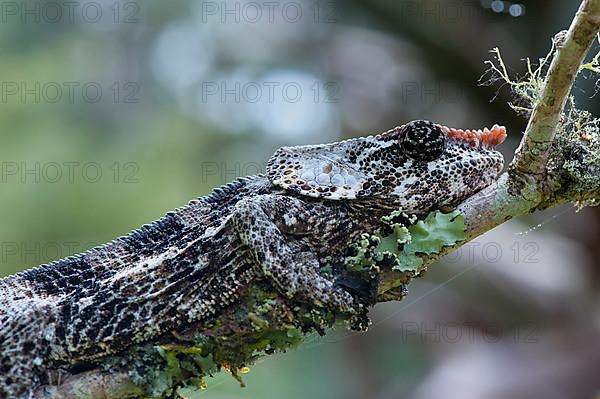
[398,120,447,161]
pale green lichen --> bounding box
[482,34,599,118]
[395,210,468,271]
[481,45,552,116]
[345,210,467,275]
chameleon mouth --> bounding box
[440,124,507,149]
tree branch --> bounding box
[380,0,600,294]
[512,0,600,176]
[36,1,600,397]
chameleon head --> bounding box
[267,120,506,213]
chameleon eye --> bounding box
[399,120,446,161]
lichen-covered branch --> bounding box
[35,1,600,397]
[511,0,600,176]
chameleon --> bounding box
[0,120,506,398]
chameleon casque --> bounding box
[0,120,506,397]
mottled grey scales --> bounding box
[0,120,506,398]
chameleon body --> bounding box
[0,120,506,397]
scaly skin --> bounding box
[0,120,506,398]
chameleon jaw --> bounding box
[440,124,507,150]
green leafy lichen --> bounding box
[346,210,467,274]
[394,210,467,272]
[341,209,467,302]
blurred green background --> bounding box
[1,0,599,398]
